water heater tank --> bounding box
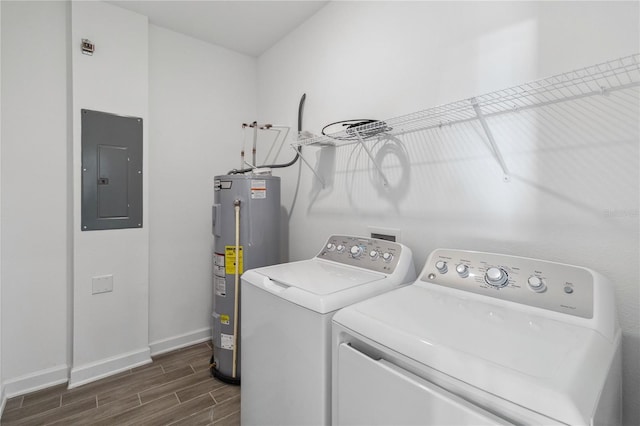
[211,174,281,384]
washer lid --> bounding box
[333,282,617,424]
[242,259,400,314]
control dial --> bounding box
[456,264,469,278]
[527,276,546,293]
[485,267,509,288]
[350,245,364,258]
[336,244,345,253]
[326,243,336,252]
[435,261,448,274]
[369,250,380,261]
[382,252,393,263]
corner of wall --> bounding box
[2,366,69,399]
[68,348,150,389]
[0,392,5,421]
[64,0,74,383]
[70,0,150,385]
[0,0,5,417]
[149,327,212,356]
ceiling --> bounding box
[107,1,329,57]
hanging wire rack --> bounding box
[295,53,640,148]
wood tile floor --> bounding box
[1,342,240,425]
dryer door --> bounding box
[335,343,512,425]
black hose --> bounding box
[298,93,305,133]
[227,94,306,175]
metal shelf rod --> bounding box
[295,54,639,149]
[294,145,325,189]
[354,129,389,186]
[471,98,511,182]
[292,54,640,185]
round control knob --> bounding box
[485,267,509,287]
[456,264,469,278]
[369,250,379,260]
[381,252,393,263]
[435,261,448,274]
[350,245,364,258]
[336,244,345,253]
[326,243,336,252]
[527,276,546,293]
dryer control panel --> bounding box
[317,235,403,274]
[421,249,595,319]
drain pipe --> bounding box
[251,122,258,169]
[232,199,241,379]
[227,94,306,175]
[240,124,248,171]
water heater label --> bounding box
[220,314,230,325]
[215,276,226,297]
[221,333,234,350]
[214,253,225,276]
[225,246,244,274]
[251,180,267,199]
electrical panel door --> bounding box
[81,109,143,231]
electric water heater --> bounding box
[211,173,281,384]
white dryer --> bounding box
[332,249,621,425]
[241,235,416,426]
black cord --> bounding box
[321,119,391,141]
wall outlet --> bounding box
[92,275,113,294]
[368,226,401,243]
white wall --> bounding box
[147,25,257,354]
[0,0,258,400]
[1,0,70,396]
[257,2,639,424]
[69,1,150,387]
[0,1,636,422]
[0,0,3,413]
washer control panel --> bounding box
[317,235,402,273]
[421,249,594,318]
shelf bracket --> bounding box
[354,130,389,186]
[292,145,326,189]
[471,98,511,182]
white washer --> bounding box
[241,235,416,426]
[332,249,622,425]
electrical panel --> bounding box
[81,109,143,231]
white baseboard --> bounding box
[1,383,6,418]
[149,327,211,356]
[68,347,151,389]
[3,365,69,398]
[2,330,211,401]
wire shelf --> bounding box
[295,53,640,147]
